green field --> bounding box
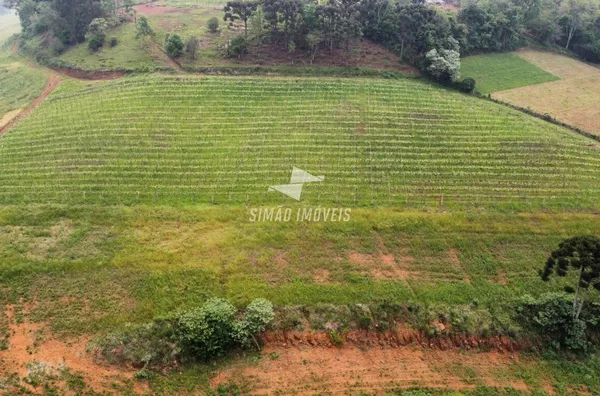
[0,50,48,119]
[461,53,560,94]
[1,76,599,210]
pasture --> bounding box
[494,49,600,136]
[460,53,558,94]
[1,76,599,210]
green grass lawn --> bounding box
[461,53,560,94]
[1,75,599,210]
[0,49,48,117]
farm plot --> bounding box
[1,76,600,210]
[493,49,600,136]
[460,53,559,95]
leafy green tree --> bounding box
[224,0,260,37]
[207,16,219,33]
[561,0,597,49]
[164,33,184,57]
[541,235,600,319]
[86,17,108,51]
[135,15,154,38]
[424,47,461,83]
[227,35,248,57]
[248,5,268,43]
[186,36,199,59]
[263,0,304,48]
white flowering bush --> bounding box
[424,48,461,83]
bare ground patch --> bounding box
[0,304,145,394]
[494,49,600,136]
[348,251,416,280]
[211,345,531,394]
[133,3,180,16]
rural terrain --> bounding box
[0,0,600,395]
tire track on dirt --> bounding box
[0,74,61,135]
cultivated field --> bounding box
[460,53,559,94]
[1,76,599,210]
[493,49,600,136]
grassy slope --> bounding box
[1,205,600,393]
[0,50,49,116]
[0,13,49,118]
[461,53,559,94]
[58,23,168,71]
[1,76,599,210]
[58,6,225,71]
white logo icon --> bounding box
[268,167,325,201]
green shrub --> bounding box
[207,17,219,33]
[458,77,476,93]
[328,329,345,347]
[96,319,180,368]
[516,292,600,353]
[164,33,184,58]
[177,298,237,359]
[135,16,154,38]
[233,298,274,347]
[109,37,118,47]
[87,36,104,52]
[227,36,247,58]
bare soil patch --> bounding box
[133,3,180,16]
[0,109,22,129]
[0,304,145,394]
[243,40,419,72]
[212,343,530,394]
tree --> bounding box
[561,0,597,49]
[86,17,108,51]
[248,5,268,43]
[207,16,219,33]
[541,235,600,320]
[186,36,199,59]
[224,0,260,38]
[135,15,154,38]
[424,47,461,83]
[263,0,304,48]
[164,33,184,57]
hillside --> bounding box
[2,75,599,210]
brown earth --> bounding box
[0,304,146,394]
[49,66,126,80]
[211,344,532,394]
[133,3,180,16]
[242,39,419,72]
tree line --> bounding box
[4,0,600,83]
[222,0,600,83]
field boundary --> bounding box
[478,92,600,143]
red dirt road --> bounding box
[0,74,61,135]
